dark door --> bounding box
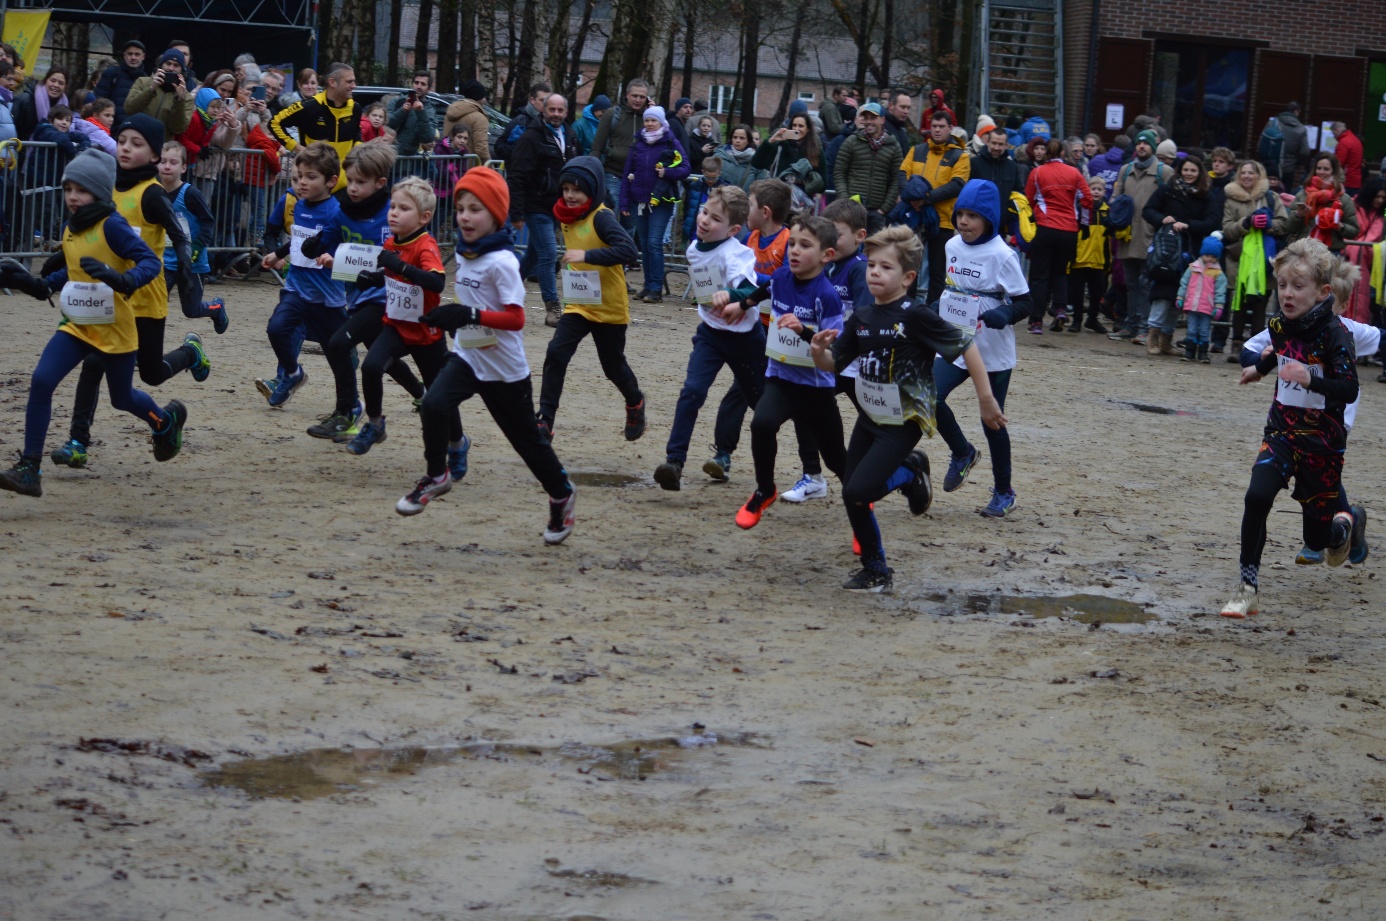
[1246,50,1311,153]
[1093,38,1152,144]
[1310,55,1367,151]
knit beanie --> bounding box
[974,114,996,138]
[459,80,487,102]
[1200,235,1224,258]
[114,113,164,153]
[591,94,611,112]
[643,105,669,132]
[674,97,692,112]
[787,99,808,118]
[1156,138,1178,158]
[62,149,117,206]
[1134,129,1158,149]
[157,48,185,68]
[454,166,509,227]
[558,160,601,202]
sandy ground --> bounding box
[2,270,1386,921]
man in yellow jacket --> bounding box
[899,111,970,305]
[269,62,361,190]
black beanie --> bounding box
[114,113,164,154]
[558,167,599,202]
[459,80,487,102]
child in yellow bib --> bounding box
[536,156,646,441]
[0,149,188,498]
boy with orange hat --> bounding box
[396,167,578,545]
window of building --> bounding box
[798,91,816,104]
[1152,41,1250,151]
[710,85,738,116]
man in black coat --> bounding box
[508,93,579,325]
[968,128,1027,238]
[94,40,147,122]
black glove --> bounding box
[0,259,49,298]
[300,233,326,259]
[980,307,1011,330]
[355,270,386,289]
[421,303,481,331]
[79,256,139,296]
[377,249,407,274]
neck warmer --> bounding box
[457,227,515,260]
[552,197,595,225]
[35,88,68,123]
[116,162,158,192]
[1133,154,1155,171]
[68,201,117,234]
[85,116,112,136]
[1270,296,1334,339]
[723,146,754,165]
[641,127,666,144]
[337,184,391,220]
[865,131,887,151]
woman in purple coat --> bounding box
[621,105,690,302]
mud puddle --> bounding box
[201,731,763,799]
[928,592,1156,624]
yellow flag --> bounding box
[2,11,51,66]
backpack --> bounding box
[494,108,536,163]
[1145,224,1189,283]
[1257,117,1283,166]
[1107,194,1135,230]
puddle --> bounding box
[201,732,762,799]
[1110,400,1197,417]
[927,592,1156,624]
[570,471,647,488]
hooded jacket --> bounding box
[919,89,956,132]
[553,155,640,325]
[1276,112,1310,183]
[834,129,903,213]
[620,130,690,213]
[901,135,971,230]
[95,61,146,122]
[968,147,1027,234]
[124,74,195,137]
[1335,128,1363,188]
[1087,146,1125,192]
[1113,158,1169,259]
[507,120,579,219]
[574,104,602,155]
[442,97,491,162]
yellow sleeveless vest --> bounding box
[114,178,168,320]
[59,216,140,354]
[558,204,630,325]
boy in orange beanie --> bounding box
[394,167,578,545]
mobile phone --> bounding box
[406,91,418,104]
[252,86,267,101]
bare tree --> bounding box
[565,0,599,101]
[507,0,540,113]
[770,4,806,127]
[437,0,460,90]
[545,0,577,99]
[387,0,405,83]
[477,0,499,94]
[737,0,761,126]
[459,0,478,84]
[656,19,679,108]
[680,0,696,100]
[415,0,436,73]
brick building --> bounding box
[1070,0,1386,162]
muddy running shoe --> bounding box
[980,488,1017,518]
[267,367,306,408]
[781,472,828,503]
[0,454,42,497]
[1219,583,1259,618]
[899,450,932,515]
[183,332,211,383]
[1109,327,1136,341]
[843,565,893,593]
[151,400,188,462]
[207,297,229,334]
[943,444,978,492]
[1295,546,1324,565]
[543,487,577,544]
[345,418,387,456]
[654,460,683,491]
[1325,510,1355,567]
[735,488,778,529]
[1349,504,1369,565]
[254,375,281,401]
[448,434,470,482]
[396,472,451,515]
[1049,312,1067,332]
[307,402,362,439]
[624,399,646,441]
[544,301,563,328]
[703,448,731,482]
[50,439,89,469]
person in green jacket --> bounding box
[832,103,902,233]
[387,71,438,155]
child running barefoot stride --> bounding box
[1220,238,1365,618]
[398,167,578,544]
[0,150,187,497]
[734,215,845,527]
[811,225,1006,592]
[934,179,1032,517]
[536,155,646,442]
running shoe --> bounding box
[151,400,187,462]
[543,487,577,544]
[843,566,893,593]
[735,488,778,529]
[899,450,933,515]
[448,434,470,482]
[1326,510,1355,567]
[345,418,387,456]
[267,367,306,408]
[1049,312,1067,332]
[654,460,683,491]
[255,375,281,401]
[1028,321,1043,335]
[1348,504,1369,565]
[307,402,362,439]
[1219,583,1259,618]
[781,472,828,503]
[979,488,1017,518]
[703,448,732,482]
[50,439,88,469]
[207,297,229,335]
[332,410,366,443]
[0,454,41,497]
[1295,546,1324,565]
[396,472,451,515]
[624,398,646,441]
[183,332,211,383]
[942,444,978,492]
[1109,328,1136,341]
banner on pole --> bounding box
[2,11,51,67]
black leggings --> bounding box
[1067,267,1105,326]
[1240,459,1347,568]
[842,417,923,567]
[750,378,845,494]
[537,312,642,422]
[361,325,462,442]
[69,316,194,445]
[325,300,424,415]
[1027,227,1078,322]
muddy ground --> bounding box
[1,270,1385,921]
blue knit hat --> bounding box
[1200,235,1223,259]
[591,94,611,112]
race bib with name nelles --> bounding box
[332,242,383,281]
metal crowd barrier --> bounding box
[1,141,67,259]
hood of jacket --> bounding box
[446,97,485,120]
[1278,112,1304,129]
[1091,147,1125,172]
[1225,176,1269,203]
[560,154,605,200]
[579,104,600,125]
[929,89,947,107]
[954,179,1001,244]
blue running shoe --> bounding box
[254,375,280,401]
[207,297,229,335]
[1295,546,1324,565]
[267,367,306,408]
[448,434,470,482]
[345,417,387,456]
[50,439,88,469]
[943,444,979,492]
[702,447,732,482]
[184,332,211,383]
[1349,504,1369,565]
[980,488,1017,518]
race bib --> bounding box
[562,269,602,305]
[856,377,904,425]
[384,276,425,322]
[765,323,815,367]
[332,242,382,281]
[690,263,725,304]
[939,288,982,330]
[289,224,318,269]
[60,281,116,325]
[453,321,498,349]
[1275,355,1326,410]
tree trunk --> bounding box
[316,0,336,71]
[617,0,656,90]
[437,0,459,90]
[476,0,498,95]
[680,1,696,101]
[656,18,679,109]
[501,0,519,107]
[831,0,884,91]
[770,5,805,128]
[545,0,576,95]
[565,0,596,102]
[356,0,377,80]
[508,0,539,114]
[415,0,435,72]
[737,0,760,126]
[458,0,477,84]
[387,0,404,84]
[879,0,893,88]
[327,0,361,69]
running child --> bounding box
[1176,236,1226,363]
[932,179,1032,518]
[259,142,348,408]
[810,224,1006,592]
[654,185,761,490]
[156,141,228,334]
[253,186,302,399]
[732,214,845,528]
[781,197,870,503]
[1220,238,1365,618]
[536,155,645,442]
[0,149,187,497]
[705,178,794,483]
[52,115,206,469]
[340,176,465,474]
[397,167,577,545]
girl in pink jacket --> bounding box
[1176,235,1228,363]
